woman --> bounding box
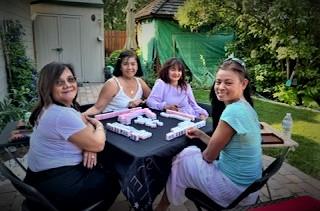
[155,58,262,210]
[24,62,120,211]
[84,50,151,115]
[146,58,208,119]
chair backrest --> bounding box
[0,162,59,211]
[197,102,212,117]
[227,155,285,208]
[79,103,94,113]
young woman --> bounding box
[155,58,262,210]
[146,58,208,119]
[84,50,151,115]
[24,62,120,211]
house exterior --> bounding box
[135,0,234,86]
[0,0,104,101]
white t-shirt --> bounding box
[27,104,86,172]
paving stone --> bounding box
[285,174,304,183]
[286,183,306,194]
[0,192,15,206]
[267,179,283,189]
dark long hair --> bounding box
[158,58,187,90]
[210,59,253,130]
[113,50,143,77]
[29,62,79,126]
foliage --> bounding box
[0,89,36,130]
[0,20,37,104]
[103,0,152,30]
[105,49,122,67]
[176,0,320,108]
[142,61,157,88]
[0,20,37,130]
[273,85,298,106]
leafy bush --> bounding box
[273,85,298,106]
[0,20,37,129]
[105,49,122,67]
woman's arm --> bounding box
[139,78,151,99]
[146,79,168,110]
[186,85,209,118]
[186,127,211,144]
[202,120,235,162]
[69,116,106,152]
[83,78,118,116]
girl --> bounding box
[155,58,262,210]
[146,58,208,119]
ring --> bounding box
[91,155,95,159]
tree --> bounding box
[176,0,320,107]
[103,0,152,30]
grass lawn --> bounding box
[193,89,320,180]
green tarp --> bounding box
[140,19,234,86]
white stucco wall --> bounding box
[0,0,34,101]
[136,20,155,65]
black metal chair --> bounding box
[185,154,286,211]
[197,102,212,117]
[79,103,94,113]
[0,162,104,211]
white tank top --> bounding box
[103,77,143,112]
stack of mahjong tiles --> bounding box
[105,122,152,141]
[117,108,157,125]
[166,120,206,141]
[96,107,158,141]
[160,110,206,141]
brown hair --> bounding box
[209,59,253,130]
[113,50,143,77]
[29,62,79,126]
[158,58,187,90]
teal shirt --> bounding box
[218,99,262,186]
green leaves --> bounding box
[176,0,320,109]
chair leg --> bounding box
[194,202,203,211]
[265,182,273,201]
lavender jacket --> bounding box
[146,79,208,118]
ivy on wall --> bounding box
[0,20,37,129]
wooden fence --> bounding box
[104,30,126,56]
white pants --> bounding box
[166,146,259,207]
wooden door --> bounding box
[34,14,83,81]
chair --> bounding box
[79,103,94,113]
[197,102,212,117]
[0,158,104,211]
[185,154,286,211]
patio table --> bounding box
[100,110,212,211]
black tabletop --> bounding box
[101,110,212,158]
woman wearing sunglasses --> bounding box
[155,58,262,210]
[24,62,120,211]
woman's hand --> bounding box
[83,151,97,169]
[199,114,207,120]
[128,99,144,108]
[165,104,178,111]
[186,127,203,139]
[86,116,104,131]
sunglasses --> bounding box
[55,76,77,87]
[223,57,246,70]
